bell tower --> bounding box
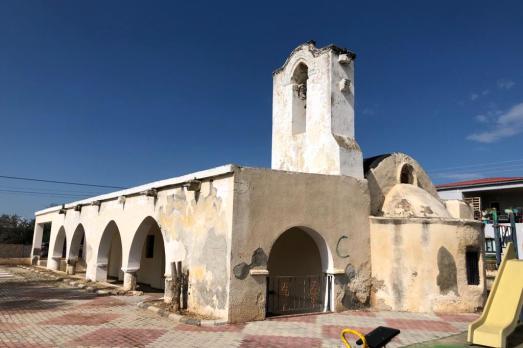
[271,41,363,178]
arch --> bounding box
[69,224,86,261]
[291,62,308,135]
[95,221,123,282]
[49,226,67,272]
[268,226,333,273]
[266,226,333,316]
[51,226,67,259]
[399,163,415,184]
[128,216,166,290]
[66,224,87,274]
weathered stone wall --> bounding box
[366,153,440,216]
[228,167,371,323]
[34,166,235,319]
[271,42,363,178]
[370,217,486,313]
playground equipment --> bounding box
[486,208,519,266]
[340,326,400,348]
[468,242,523,347]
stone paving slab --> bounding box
[0,266,480,347]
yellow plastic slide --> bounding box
[468,242,523,348]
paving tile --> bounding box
[68,328,167,347]
[0,265,482,348]
[239,335,323,348]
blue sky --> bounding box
[1,1,523,217]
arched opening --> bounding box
[128,217,166,291]
[291,62,308,135]
[51,227,67,272]
[267,227,331,316]
[69,224,87,275]
[96,221,123,284]
[400,164,415,184]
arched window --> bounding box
[291,63,308,135]
[400,164,414,184]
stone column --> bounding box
[66,259,77,275]
[327,269,346,312]
[48,257,61,271]
[122,268,138,291]
[94,263,108,282]
[31,224,44,265]
[164,276,174,304]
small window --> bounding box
[400,164,414,184]
[485,238,495,253]
[466,250,480,285]
[145,235,155,258]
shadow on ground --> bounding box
[0,279,97,313]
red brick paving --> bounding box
[0,266,480,348]
[78,296,126,307]
[41,312,120,325]
[176,323,245,332]
[269,314,319,323]
[69,328,167,347]
[239,335,322,348]
[436,313,480,322]
[385,318,460,332]
[322,325,373,339]
[339,310,377,317]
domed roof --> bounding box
[382,184,451,218]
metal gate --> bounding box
[266,274,327,316]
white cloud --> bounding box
[482,89,490,96]
[497,79,515,90]
[467,102,523,143]
[475,114,488,123]
[470,93,479,101]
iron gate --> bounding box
[266,274,327,316]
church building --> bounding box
[31,41,486,323]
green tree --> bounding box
[0,214,35,245]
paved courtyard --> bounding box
[0,266,478,347]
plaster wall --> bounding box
[136,227,165,289]
[271,42,363,178]
[107,232,123,280]
[228,167,371,323]
[34,169,235,319]
[370,217,486,313]
[366,153,440,216]
[444,200,474,219]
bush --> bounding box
[0,214,35,245]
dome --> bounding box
[382,184,451,218]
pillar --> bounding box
[31,223,44,265]
[122,268,138,291]
[48,257,61,271]
[94,263,108,282]
[66,259,76,275]
[164,276,174,303]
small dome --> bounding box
[382,184,450,218]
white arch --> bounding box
[96,221,121,265]
[269,225,334,272]
[126,216,167,272]
[68,224,85,261]
[51,226,67,259]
